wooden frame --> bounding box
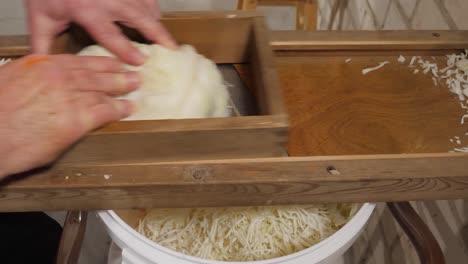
[269,30,468,51]
[237,0,318,30]
[0,11,288,165]
[0,153,467,211]
[0,12,468,212]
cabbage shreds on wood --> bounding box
[137,204,359,261]
[404,50,468,152]
[0,58,11,66]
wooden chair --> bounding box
[388,202,445,264]
[56,211,88,264]
[237,0,318,31]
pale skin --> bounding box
[0,55,140,178]
[26,0,177,65]
[0,1,176,178]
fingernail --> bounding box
[165,38,178,50]
[116,100,134,118]
[132,50,146,65]
[126,71,142,89]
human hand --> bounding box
[25,0,176,65]
[0,55,140,178]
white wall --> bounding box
[0,1,27,34]
[0,0,298,35]
[317,0,468,30]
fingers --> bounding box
[28,15,56,54]
[71,69,141,96]
[51,55,124,72]
[79,95,134,132]
[115,7,177,49]
[76,12,145,66]
[139,20,177,50]
[143,0,161,20]
[26,0,68,55]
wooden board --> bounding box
[0,21,468,210]
[270,30,468,51]
[278,55,467,156]
[0,35,29,57]
[59,116,287,164]
[0,11,288,165]
[0,153,467,212]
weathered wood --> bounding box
[237,0,258,10]
[161,10,262,19]
[296,0,318,31]
[237,0,318,31]
[0,11,288,164]
[3,30,468,57]
[276,55,466,157]
[1,19,468,210]
[258,0,297,6]
[59,116,287,164]
[270,30,468,50]
[0,11,264,57]
[59,12,258,64]
[0,35,29,57]
[0,153,467,212]
[250,17,286,115]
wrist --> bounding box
[0,119,18,178]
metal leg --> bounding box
[56,211,88,264]
[388,202,445,264]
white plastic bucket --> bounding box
[98,203,375,264]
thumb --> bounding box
[28,15,61,54]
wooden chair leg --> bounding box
[296,0,318,31]
[296,1,305,30]
[387,202,445,264]
[237,0,258,10]
[327,0,342,30]
[56,211,88,264]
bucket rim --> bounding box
[98,203,376,264]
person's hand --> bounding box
[0,55,140,178]
[25,0,176,65]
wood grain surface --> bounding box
[58,116,288,164]
[1,27,468,211]
[250,17,286,115]
[277,55,467,156]
[1,153,467,211]
[0,12,289,165]
[270,30,468,51]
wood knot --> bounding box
[326,166,341,175]
[184,167,212,181]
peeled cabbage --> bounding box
[78,43,229,120]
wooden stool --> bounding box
[237,0,318,31]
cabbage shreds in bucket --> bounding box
[137,204,359,261]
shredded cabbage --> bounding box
[137,204,359,261]
[78,43,230,121]
[0,58,11,66]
